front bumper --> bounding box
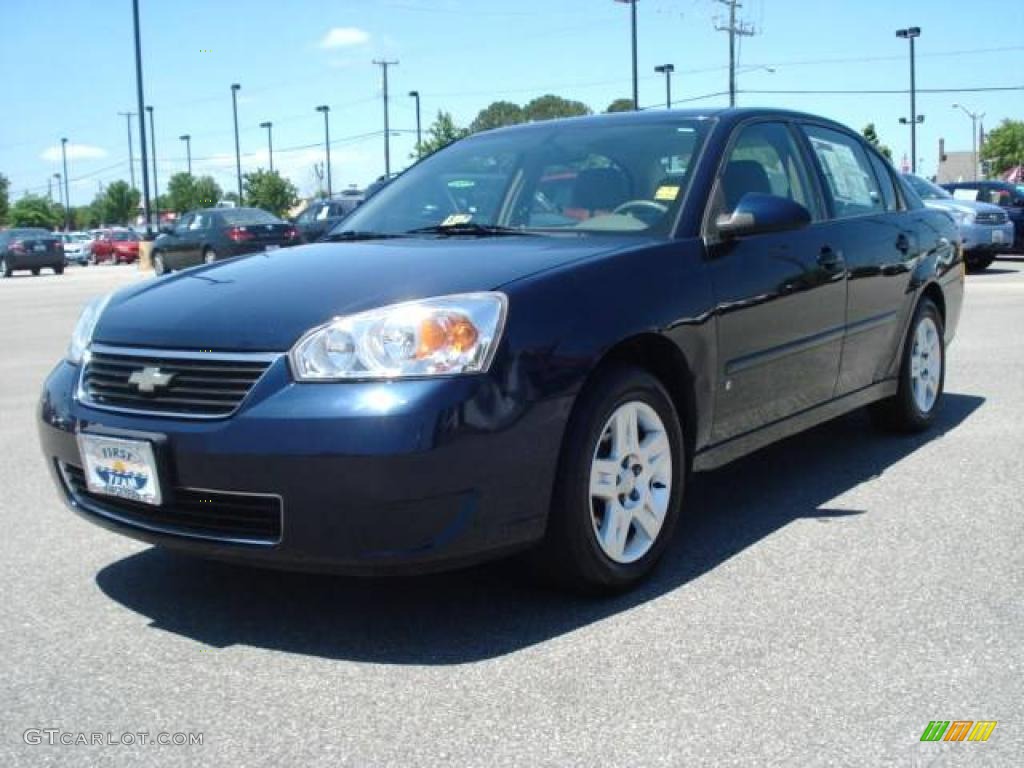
[39,358,568,573]
[960,221,1015,253]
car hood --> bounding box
[94,235,649,351]
[922,198,1004,215]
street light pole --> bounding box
[179,134,192,175]
[614,0,639,110]
[654,64,674,109]
[146,106,159,220]
[953,103,984,181]
[53,173,61,207]
[231,83,242,202]
[373,60,399,177]
[118,111,136,190]
[316,106,332,198]
[131,0,151,234]
[408,90,422,158]
[259,121,274,172]
[896,27,923,175]
[60,138,70,231]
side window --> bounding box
[189,214,204,230]
[802,125,885,218]
[175,214,193,233]
[867,152,899,211]
[714,121,816,220]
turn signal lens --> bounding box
[289,293,507,381]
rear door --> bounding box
[163,214,194,270]
[705,120,847,442]
[798,124,918,395]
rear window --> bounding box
[11,228,51,238]
[111,231,139,241]
[216,208,281,226]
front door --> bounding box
[705,120,847,443]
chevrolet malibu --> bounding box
[39,109,963,592]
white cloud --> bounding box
[40,143,107,162]
[319,27,370,49]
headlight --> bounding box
[290,292,507,381]
[952,210,975,226]
[67,294,112,364]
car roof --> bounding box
[469,107,854,139]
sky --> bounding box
[1,0,1021,207]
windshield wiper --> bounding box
[405,223,536,237]
[322,230,406,242]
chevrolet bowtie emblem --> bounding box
[128,367,176,394]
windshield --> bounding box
[217,208,281,225]
[904,174,951,201]
[337,119,711,237]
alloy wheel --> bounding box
[589,401,673,564]
[910,316,942,413]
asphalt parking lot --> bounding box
[1,260,1022,767]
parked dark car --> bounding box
[941,180,1024,252]
[39,109,963,592]
[151,207,299,275]
[293,197,362,243]
[1,228,63,277]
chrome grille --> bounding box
[80,345,276,418]
[976,211,1008,225]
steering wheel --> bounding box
[612,199,669,226]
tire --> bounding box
[203,248,217,265]
[153,251,167,276]
[53,265,64,275]
[31,268,40,276]
[1,257,12,278]
[872,298,945,433]
[964,252,994,273]
[540,365,685,593]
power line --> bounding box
[714,0,756,107]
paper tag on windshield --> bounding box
[441,213,473,227]
[654,185,680,201]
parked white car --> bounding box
[60,232,93,266]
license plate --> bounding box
[78,434,162,506]
[992,230,1006,244]
[265,244,280,252]
[33,244,46,253]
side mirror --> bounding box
[716,193,812,239]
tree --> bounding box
[522,94,591,122]
[96,181,140,226]
[164,173,221,213]
[242,169,298,217]
[9,194,61,228]
[469,101,525,134]
[0,173,9,226]
[222,191,241,206]
[417,111,468,157]
[193,176,223,209]
[606,98,635,113]
[862,124,893,161]
[72,205,99,230]
[981,119,1024,176]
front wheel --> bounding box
[964,252,994,272]
[541,366,685,592]
[203,248,217,265]
[872,298,945,432]
[53,265,64,275]
[153,251,167,276]
[31,268,40,276]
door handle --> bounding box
[818,246,843,270]
[895,234,911,254]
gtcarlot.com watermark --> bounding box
[24,729,203,747]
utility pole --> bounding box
[613,1,640,110]
[896,27,923,175]
[260,121,274,172]
[118,112,137,190]
[132,0,151,234]
[179,134,192,175]
[373,60,399,177]
[146,106,159,221]
[715,0,755,107]
[952,103,983,181]
[408,90,422,158]
[316,105,332,198]
[60,138,70,231]
[231,83,243,202]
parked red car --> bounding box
[91,229,140,264]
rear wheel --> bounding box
[203,248,217,265]
[153,251,167,276]
[872,298,945,432]
[541,366,685,592]
[1,257,11,277]
[31,268,40,276]
[964,252,994,272]
[53,265,64,275]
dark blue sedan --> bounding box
[39,109,963,592]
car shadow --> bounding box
[95,393,983,665]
